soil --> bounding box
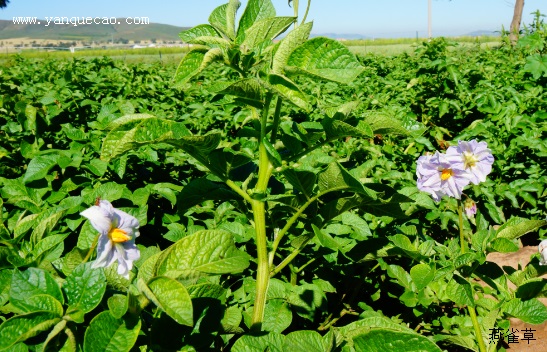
[486,246,547,352]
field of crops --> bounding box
[1,1,547,351]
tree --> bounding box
[0,0,9,9]
[509,0,525,45]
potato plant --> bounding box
[0,1,547,351]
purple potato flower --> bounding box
[416,151,472,201]
[81,200,140,279]
[464,198,477,217]
[446,140,494,185]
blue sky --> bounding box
[2,0,547,38]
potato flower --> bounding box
[446,140,494,185]
[416,151,472,201]
[464,198,477,217]
[81,199,140,279]
[539,239,547,266]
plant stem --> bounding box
[301,0,311,24]
[225,179,253,204]
[250,198,269,332]
[269,194,319,265]
[458,201,465,253]
[250,93,274,332]
[82,234,99,263]
[458,200,486,352]
[271,234,313,276]
[270,97,283,144]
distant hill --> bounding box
[0,18,189,42]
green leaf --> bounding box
[236,0,276,41]
[317,162,376,198]
[389,234,420,257]
[266,73,310,110]
[242,16,295,49]
[10,268,64,305]
[151,183,183,206]
[224,0,240,39]
[107,294,128,319]
[287,284,326,321]
[146,276,193,326]
[523,54,547,80]
[221,306,244,333]
[387,265,414,291]
[338,315,416,338]
[179,24,222,43]
[263,137,282,167]
[42,319,68,352]
[410,263,435,290]
[362,111,411,136]
[0,312,60,350]
[208,0,241,39]
[87,158,108,177]
[174,48,208,85]
[503,298,547,324]
[83,311,141,352]
[283,169,316,198]
[312,224,342,251]
[29,207,67,244]
[272,21,313,74]
[286,37,364,84]
[177,178,238,213]
[100,117,197,162]
[496,217,547,241]
[157,230,251,278]
[283,330,329,352]
[322,118,373,140]
[232,332,285,352]
[63,263,107,314]
[353,329,442,352]
[12,294,63,316]
[106,113,155,131]
[218,78,264,108]
[489,238,519,253]
[446,275,474,307]
[32,233,68,259]
[247,299,292,333]
[23,154,59,184]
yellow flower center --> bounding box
[108,228,130,243]
[463,152,478,169]
[441,168,453,181]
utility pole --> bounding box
[428,0,432,38]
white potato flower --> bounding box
[81,199,140,279]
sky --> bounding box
[1,0,547,38]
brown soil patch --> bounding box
[486,246,547,351]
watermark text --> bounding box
[12,16,150,26]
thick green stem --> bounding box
[468,305,486,352]
[250,199,269,332]
[250,95,274,332]
[458,200,486,352]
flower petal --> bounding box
[80,206,112,235]
[92,234,116,269]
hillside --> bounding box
[0,19,189,42]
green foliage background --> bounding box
[0,2,547,351]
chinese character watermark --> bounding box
[489,328,537,345]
